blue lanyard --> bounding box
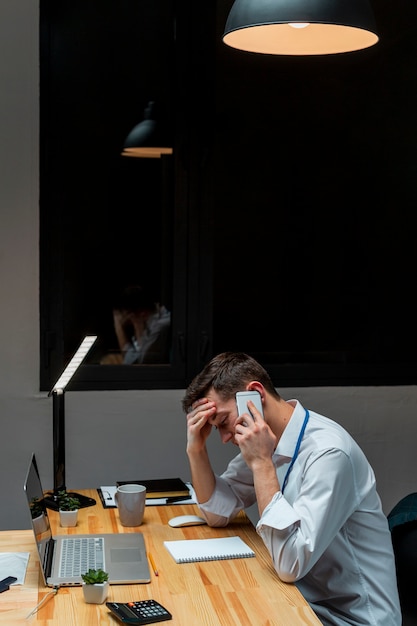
[281,409,309,495]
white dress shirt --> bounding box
[198,400,401,625]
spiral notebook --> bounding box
[163,536,255,564]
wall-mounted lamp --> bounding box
[223,0,379,55]
[121,101,173,159]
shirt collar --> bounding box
[274,399,306,460]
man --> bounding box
[112,284,171,365]
[183,352,401,625]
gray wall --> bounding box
[1,1,416,531]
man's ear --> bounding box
[246,381,265,401]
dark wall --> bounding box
[41,0,417,389]
[210,0,417,373]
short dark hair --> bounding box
[182,352,280,413]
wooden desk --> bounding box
[0,489,321,625]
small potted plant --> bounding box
[57,490,80,527]
[81,568,109,604]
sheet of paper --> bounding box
[0,552,30,585]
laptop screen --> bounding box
[23,454,54,583]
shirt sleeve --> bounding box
[197,453,257,526]
[257,448,359,582]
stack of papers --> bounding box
[98,481,196,508]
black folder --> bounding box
[116,477,189,499]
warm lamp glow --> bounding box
[224,23,379,55]
[122,102,173,159]
[122,146,173,159]
[223,0,379,56]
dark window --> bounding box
[40,0,417,391]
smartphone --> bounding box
[236,390,264,420]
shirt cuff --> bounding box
[257,491,300,534]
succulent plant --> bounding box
[57,490,81,511]
[81,568,109,585]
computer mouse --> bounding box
[168,514,207,528]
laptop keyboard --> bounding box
[59,537,105,578]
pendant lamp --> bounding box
[122,101,173,158]
[223,0,379,56]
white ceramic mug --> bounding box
[115,484,146,527]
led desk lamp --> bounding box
[43,335,98,510]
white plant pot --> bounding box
[82,581,109,604]
[59,509,78,527]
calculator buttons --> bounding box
[106,599,172,624]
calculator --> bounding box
[106,600,172,624]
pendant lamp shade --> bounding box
[223,0,379,55]
[122,101,173,158]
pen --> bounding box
[148,553,159,577]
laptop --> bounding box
[23,453,151,586]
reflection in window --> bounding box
[100,284,171,365]
[76,153,175,369]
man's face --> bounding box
[205,390,241,445]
